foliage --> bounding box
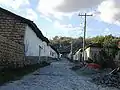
[50,35,120,54]
[90,34,119,48]
[50,36,83,53]
[91,36,105,44]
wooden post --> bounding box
[39,45,42,63]
[78,13,92,64]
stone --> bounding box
[0,8,26,68]
[92,73,120,89]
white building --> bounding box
[0,7,58,65]
[49,46,59,58]
[67,52,72,59]
[85,45,101,61]
[24,25,58,59]
[23,20,59,64]
[73,49,82,61]
[73,43,102,62]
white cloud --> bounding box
[53,20,82,30]
[87,10,100,17]
[37,0,120,26]
[52,20,83,38]
[103,28,120,36]
[37,0,104,20]
[54,20,72,29]
[37,0,74,20]
[26,9,38,21]
[37,0,63,16]
[40,15,53,22]
[56,0,104,12]
[98,0,120,25]
[103,28,111,35]
[0,0,29,10]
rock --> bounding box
[91,72,120,89]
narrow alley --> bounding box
[0,59,118,90]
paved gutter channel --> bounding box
[0,59,119,90]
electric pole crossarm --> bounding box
[78,14,93,16]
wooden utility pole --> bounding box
[39,45,42,63]
[71,40,73,60]
[78,13,92,63]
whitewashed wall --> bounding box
[74,47,99,61]
[49,46,58,58]
[24,25,47,56]
[41,41,48,56]
[73,55,76,60]
[24,25,58,58]
[67,52,72,59]
[85,47,101,61]
[73,49,82,61]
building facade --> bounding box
[0,7,58,68]
[73,49,82,61]
[73,44,102,62]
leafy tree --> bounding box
[50,35,120,56]
[91,36,105,44]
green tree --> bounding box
[91,36,104,44]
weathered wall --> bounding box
[24,25,44,56]
[73,50,82,61]
[85,47,101,61]
[0,9,26,68]
[0,35,25,68]
[49,46,58,58]
[0,9,26,45]
[24,25,58,58]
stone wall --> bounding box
[0,35,25,68]
[0,9,26,45]
[0,8,27,68]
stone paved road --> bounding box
[0,58,118,90]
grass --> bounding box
[0,61,50,85]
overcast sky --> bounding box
[0,0,120,39]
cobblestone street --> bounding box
[0,59,118,90]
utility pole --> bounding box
[39,45,42,63]
[78,13,92,64]
[71,40,73,60]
